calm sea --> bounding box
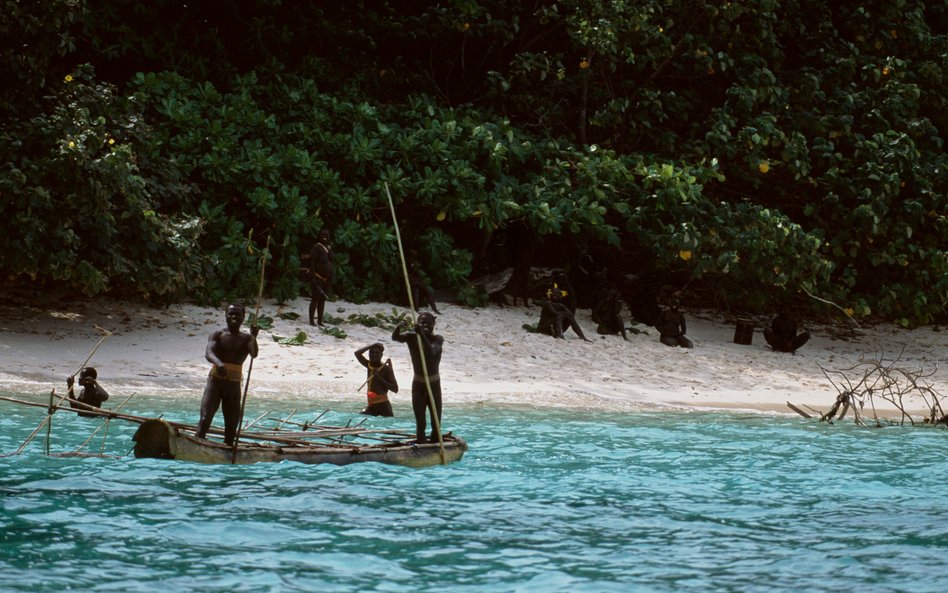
[1,392,945,593]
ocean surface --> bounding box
[1,392,946,593]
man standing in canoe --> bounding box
[392,312,443,443]
[354,342,399,417]
[196,303,259,445]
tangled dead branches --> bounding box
[816,347,946,427]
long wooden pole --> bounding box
[44,388,55,454]
[232,234,270,464]
[71,325,114,377]
[385,183,446,464]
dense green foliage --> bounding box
[1,0,945,324]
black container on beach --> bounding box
[733,319,754,345]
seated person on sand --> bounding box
[655,301,693,348]
[592,288,628,341]
[536,299,592,341]
[764,312,810,354]
[354,342,399,417]
[408,259,440,314]
[545,270,576,312]
[66,367,109,418]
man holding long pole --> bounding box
[385,182,446,462]
[195,303,259,445]
[392,313,443,444]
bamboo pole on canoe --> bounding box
[242,410,271,431]
[75,392,137,453]
[232,234,270,464]
[385,182,446,464]
[44,388,55,455]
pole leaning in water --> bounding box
[231,234,270,464]
[385,182,446,464]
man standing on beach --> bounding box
[354,342,399,417]
[195,303,258,445]
[309,228,334,326]
[392,312,443,443]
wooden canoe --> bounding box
[132,418,467,467]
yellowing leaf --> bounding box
[679,250,692,261]
[436,211,446,221]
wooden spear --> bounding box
[231,234,270,464]
[385,182,446,464]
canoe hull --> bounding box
[132,419,466,467]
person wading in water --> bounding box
[66,367,109,418]
[354,342,399,417]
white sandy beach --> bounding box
[1,296,945,418]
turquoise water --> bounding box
[1,393,946,593]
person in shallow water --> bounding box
[763,312,810,354]
[195,303,258,445]
[354,342,399,417]
[66,366,109,418]
[392,312,444,443]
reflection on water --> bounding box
[1,393,946,593]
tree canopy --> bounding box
[1,0,945,325]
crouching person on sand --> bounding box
[656,303,693,348]
[354,342,399,417]
[764,312,810,354]
[536,299,592,341]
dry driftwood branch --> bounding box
[813,351,944,427]
[800,285,862,329]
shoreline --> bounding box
[1,296,944,419]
